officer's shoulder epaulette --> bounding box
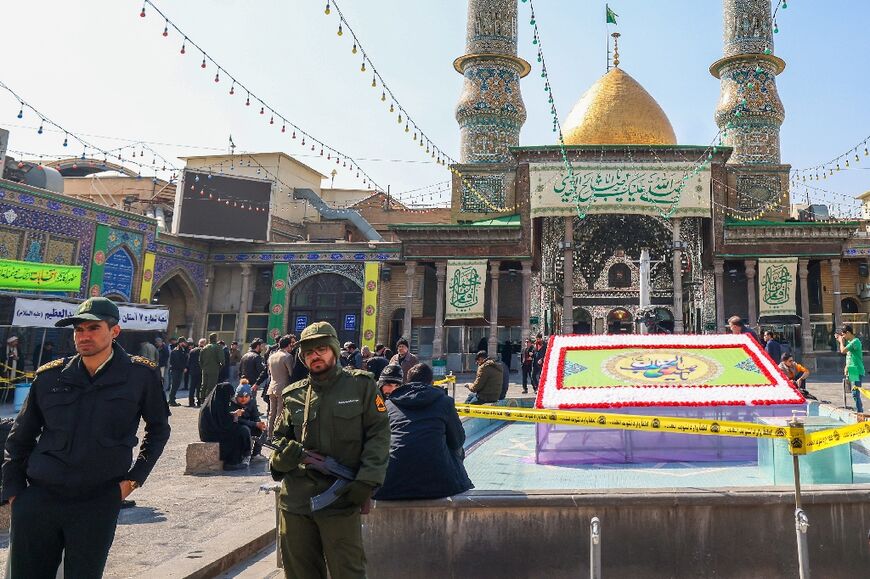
[36,357,66,374]
[131,355,158,369]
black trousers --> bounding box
[168,368,184,402]
[10,483,121,579]
[521,364,532,391]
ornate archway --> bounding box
[153,269,199,338]
[607,307,633,334]
[288,273,363,345]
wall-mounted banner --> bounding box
[758,257,798,318]
[139,252,156,303]
[361,262,379,350]
[529,162,711,218]
[12,297,168,330]
[446,260,487,320]
[0,259,82,292]
[267,263,289,343]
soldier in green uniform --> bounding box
[2,297,171,578]
[198,332,224,404]
[269,321,389,579]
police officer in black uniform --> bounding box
[1,297,171,579]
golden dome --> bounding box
[562,67,677,146]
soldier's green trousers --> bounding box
[278,508,366,579]
[199,370,219,403]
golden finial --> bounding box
[611,32,621,68]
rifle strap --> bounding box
[301,382,314,444]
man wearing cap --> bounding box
[199,333,224,403]
[2,297,171,578]
[378,363,404,393]
[270,321,389,578]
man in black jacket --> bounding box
[168,338,189,407]
[187,339,205,407]
[239,339,268,391]
[374,363,472,500]
[2,297,170,578]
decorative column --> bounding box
[562,217,574,335]
[488,261,501,359]
[433,261,447,359]
[744,259,757,328]
[199,264,215,338]
[454,0,529,164]
[712,0,786,165]
[713,258,726,331]
[237,264,252,342]
[672,219,684,334]
[831,259,843,331]
[403,262,416,345]
[521,260,532,340]
[798,259,812,353]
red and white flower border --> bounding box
[534,333,805,410]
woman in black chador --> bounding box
[198,381,251,470]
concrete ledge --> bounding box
[140,513,275,579]
[364,487,870,578]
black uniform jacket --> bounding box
[1,342,171,500]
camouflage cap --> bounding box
[55,297,120,328]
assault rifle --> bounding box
[263,440,358,511]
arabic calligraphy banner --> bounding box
[758,257,798,318]
[12,298,169,330]
[0,259,82,292]
[446,260,487,320]
[529,162,712,218]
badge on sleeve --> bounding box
[375,394,386,413]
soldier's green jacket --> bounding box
[271,364,390,514]
[199,342,224,374]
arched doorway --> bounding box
[389,308,405,352]
[842,297,860,314]
[573,307,592,334]
[154,271,198,339]
[289,273,362,345]
[607,308,633,334]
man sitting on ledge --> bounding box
[375,362,473,501]
[464,350,503,405]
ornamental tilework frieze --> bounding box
[106,228,144,261]
[210,252,395,263]
[152,254,206,298]
[0,185,155,232]
[0,201,95,296]
[288,263,365,291]
[0,230,23,260]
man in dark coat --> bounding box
[239,339,268,391]
[187,339,205,407]
[531,334,547,392]
[365,344,389,381]
[168,338,189,406]
[2,297,170,578]
[374,363,472,501]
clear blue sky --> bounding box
[1,1,867,213]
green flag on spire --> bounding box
[606,4,618,25]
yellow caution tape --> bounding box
[454,404,870,455]
[804,421,870,454]
[859,387,870,400]
[434,375,456,386]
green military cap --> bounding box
[55,297,120,327]
[297,321,340,360]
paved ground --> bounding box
[0,371,861,578]
[0,390,276,579]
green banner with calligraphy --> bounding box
[0,259,82,292]
[268,262,289,344]
[446,260,487,320]
[529,162,712,218]
[88,224,110,297]
[758,257,798,318]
